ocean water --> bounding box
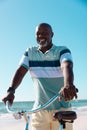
[0,101,34,114]
[0,99,87,114]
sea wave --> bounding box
[0,99,87,114]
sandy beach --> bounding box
[0,107,87,130]
[73,107,87,130]
[0,114,25,130]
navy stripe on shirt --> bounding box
[29,60,60,67]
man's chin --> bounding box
[38,41,48,48]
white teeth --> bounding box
[40,39,45,42]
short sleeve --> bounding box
[18,48,29,69]
[60,52,73,64]
[59,47,73,64]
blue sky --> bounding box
[0,0,87,102]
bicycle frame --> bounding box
[6,94,76,130]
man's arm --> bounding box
[2,66,28,105]
[59,61,78,101]
[61,61,74,86]
[10,66,28,90]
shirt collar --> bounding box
[37,44,55,53]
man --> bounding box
[2,23,78,130]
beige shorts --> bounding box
[29,108,73,130]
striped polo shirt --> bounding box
[19,44,73,110]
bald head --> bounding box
[36,23,53,33]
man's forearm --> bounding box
[10,69,24,89]
[8,66,28,93]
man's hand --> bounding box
[59,85,78,102]
[2,93,15,105]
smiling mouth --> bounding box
[39,39,46,44]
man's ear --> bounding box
[51,32,54,37]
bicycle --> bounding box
[6,94,77,130]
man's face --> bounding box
[35,25,53,48]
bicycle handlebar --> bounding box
[5,94,77,130]
[6,93,59,115]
